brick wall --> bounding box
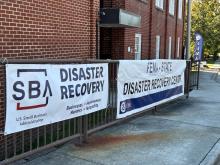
[101,0,125,8]
[166,0,184,59]
[176,0,186,59]
[150,0,167,59]
[0,0,99,60]
[124,0,150,60]
[176,20,184,59]
[100,0,185,60]
[166,15,176,58]
[150,0,185,59]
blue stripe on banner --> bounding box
[119,85,183,114]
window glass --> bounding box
[169,0,175,15]
[155,0,164,9]
[178,0,183,19]
[168,37,172,59]
[156,35,160,59]
[177,37,180,58]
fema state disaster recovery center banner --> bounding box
[5,64,108,135]
[117,60,186,119]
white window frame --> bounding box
[177,37,180,58]
[156,35,161,59]
[135,33,142,60]
[169,0,175,15]
[178,0,183,19]
[155,0,164,10]
[168,37,172,59]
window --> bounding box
[135,34,142,60]
[178,0,183,19]
[177,37,180,58]
[156,35,160,59]
[155,0,164,9]
[169,0,175,15]
[168,37,172,59]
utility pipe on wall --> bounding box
[186,0,192,59]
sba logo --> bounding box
[12,69,52,110]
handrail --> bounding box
[0,58,191,65]
[0,58,119,64]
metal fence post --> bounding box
[82,115,88,143]
[186,61,191,98]
[78,116,83,144]
[196,61,200,90]
[186,0,192,60]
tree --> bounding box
[191,0,220,59]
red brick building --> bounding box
[0,0,186,161]
[0,0,99,59]
[0,0,185,61]
[0,0,186,137]
[100,0,186,60]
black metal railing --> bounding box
[190,61,200,90]
[0,59,193,164]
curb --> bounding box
[200,139,220,165]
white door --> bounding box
[135,34,142,60]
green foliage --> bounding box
[191,0,220,58]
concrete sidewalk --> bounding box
[14,71,220,165]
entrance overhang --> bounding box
[100,8,141,28]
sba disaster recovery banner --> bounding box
[117,60,186,119]
[5,64,108,135]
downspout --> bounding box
[186,0,192,59]
[164,0,169,58]
[90,0,94,59]
[174,0,179,59]
[96,20,100,59]
[148,0,153,59]
[182,0,186,59]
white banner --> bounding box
[5,63,108,135]
[117,60,186,119]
